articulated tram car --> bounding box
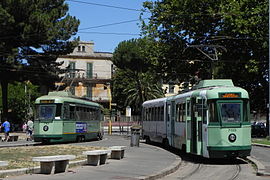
[33,91,104,143]
[142,79,251,158]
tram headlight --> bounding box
[43,125,49,131]
[228,133,236,142]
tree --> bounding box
[112,38,164,114]
[0,0,80,119]
[112,69,163,114]
[124,72,163,112]
[0,82,40,126]
[141,0,268,113]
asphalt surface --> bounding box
[0,135,270,179]
[251,144,270,175]
[1,135,181,180]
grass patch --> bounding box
[0,145,105,170]
[252,137,270,146]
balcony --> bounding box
[60,71,111,84]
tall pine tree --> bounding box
[0,0,80,119]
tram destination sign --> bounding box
[219,93,241,98]
[40,100,55,103]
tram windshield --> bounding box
[220,103,241,123]
[36,104,62,120]
[39,106,55,120]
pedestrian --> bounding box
[2,118,10,142]
[27,118,34,141]
[22,122,27,133]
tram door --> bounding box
[190,97,202,155]
[195,97,202,156]
[166,101,175,146]
[191,97,197,154]
[186,98,191,153]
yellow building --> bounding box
[56,41,113,109]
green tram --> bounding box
[33,91,104,143]
[142,79,251,158]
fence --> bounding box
[103,115,141,135]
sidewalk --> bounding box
[1,135,181,180]
[250,143,270,176]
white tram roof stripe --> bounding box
[142,97,167,107]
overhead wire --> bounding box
[66,0,149,12]
[79,18,148,30]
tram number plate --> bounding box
[228,128,236,132]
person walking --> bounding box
[2,118,10,142]
[27,118,34,141]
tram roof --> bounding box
[142,97,167,107]
[35,91,101,107]
[193,79,234,89]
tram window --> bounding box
[167,105,171,121]
[146,108,148,121]
[176,104,179,122]
[220,103,241,123]
[63,104,69,119]
[197,99,203,117]
[186,102,190,117]
[150,108,153,121]
[153,108,155,121]
[55,104,62,119]
[180,104,184,122]
[148,108,150,121]
[177,104,181,122]
[157,107,159,121]
[158,107,160,121]
[156,107,159,121]
[154,107,157,121]
[183,103,186,122]
[161,106,164,121]
[243,100,250,122]
[144,108,147,121]
[70,106,75,119]
[39,105,54,119]
[209,102,218,122]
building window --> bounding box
[86,63,93,78]
[87,85,92,99]
[82,46,85,52]
[69,62,76,78]
[78,46,81,52]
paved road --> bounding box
[251,145,270,174]
[1,135,270,180]
[4,135,180,180]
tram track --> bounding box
[158,151,246,180]
[178,162,202,180]
[229,164,241,180]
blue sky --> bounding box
[67,0,150,53]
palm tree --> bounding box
[124,72,164,114]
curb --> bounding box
[138,156,181,180]
[136,144,182,180]
[0,142,39,148]
[252,143,270,148]
[0,155,181,180]
[250,143,270,176]
[246,156,266,176]
[0,159,87,178]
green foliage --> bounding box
[112,38,165,114]
[141,0,268,113]
[112,69,163,114]
[113,38,155,72]
[0,0,80,118]
[0,82,40,124]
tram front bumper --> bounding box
[207,146,251,158]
